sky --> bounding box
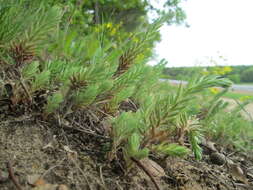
[152,0,253,67]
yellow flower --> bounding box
[212,66,232,75]
[209,87,219,94]
[201,71,209,75]
[106,22,113,29]
[212,70,219,75]
[239,96,251,102]
[94,27,100,33]
[110,28,116,36]
[133,37,139,43]
[223,66,232,73]
[136,53,144,61]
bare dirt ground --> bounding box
[0,115,252,190]
[223,98,253,121]
[222,88,253,121]
[0,85,252,190]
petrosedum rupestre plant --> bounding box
[111,75,232,164]
[0,0,235,171]
[0,0,165,118]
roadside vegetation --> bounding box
[222,91,253,101]
[163,65,253,84]
[0,0,252,189]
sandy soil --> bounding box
[0,116,252,190]
[222,98,253,121]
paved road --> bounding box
[231,84,253,92]
[160,79,253,120]
[161,79,253,93]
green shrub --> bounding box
[227,74,241,83]
[241,67,253,82]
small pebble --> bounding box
[57,184,68,190]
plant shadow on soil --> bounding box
[0,114,252,190]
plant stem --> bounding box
[130,157,161,190]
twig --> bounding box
[63,120,109,139]
[20,79,32,103]
[1,115,35,126]
[40,158,65,179]
[99,166,108,190]
[234,182,251,189]
[130,157,161,190]
[128,98,138,110]
[69,156,92,190]
[7,162,23,190]
[227,151,239,158]
[234,99,253,122]
[93,107,113,117]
